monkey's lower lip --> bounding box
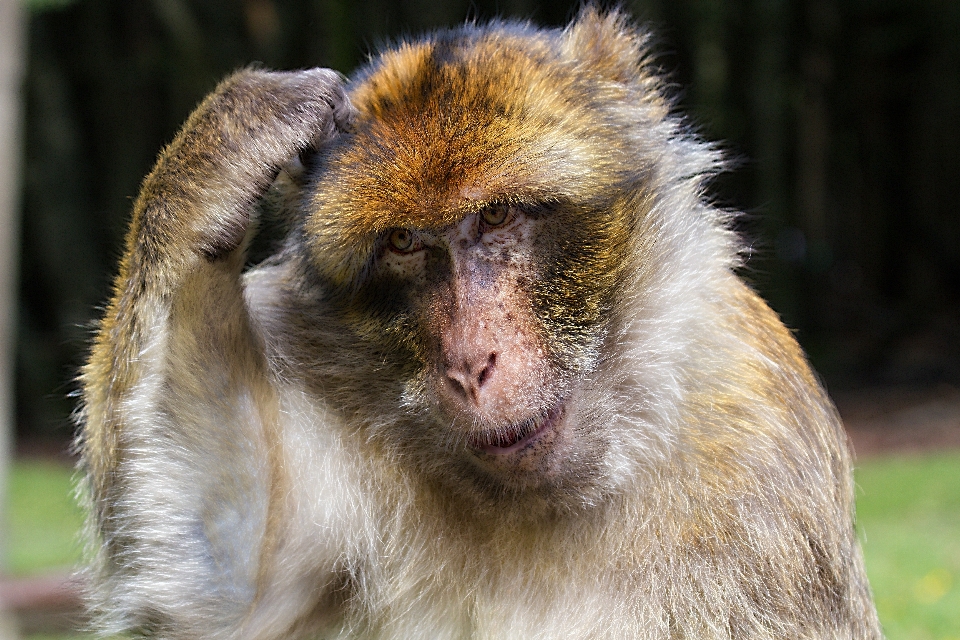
[467,403,564,455]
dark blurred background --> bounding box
[15,0,960,444]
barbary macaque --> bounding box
[79,7,883,639]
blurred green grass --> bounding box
[6,459,84,576]
[5,453,960,639]
[855,453,960,640]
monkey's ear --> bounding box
[560,6,652,87]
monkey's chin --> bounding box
[466,402,565,460]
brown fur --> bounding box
[79,8,882,639]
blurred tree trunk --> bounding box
[750,0,792,319]
[0,0,26,634]
[796,0,835,263]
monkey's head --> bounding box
[294,9,717,511]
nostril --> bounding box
[445,353,496,405]
[476,353,496,387]
[447,376,467,398]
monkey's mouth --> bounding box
[467,403,564,454]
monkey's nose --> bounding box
[445,352,497,405]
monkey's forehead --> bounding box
[305,11,669,243]
[339,29,604,229]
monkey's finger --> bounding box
[273,67,356,148]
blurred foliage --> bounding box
[16,0,960,438]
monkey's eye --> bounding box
[388,228,417,253]
[481,204,510,227]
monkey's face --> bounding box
[372,200,613,486]
[301,25,656,501]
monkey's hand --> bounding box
[135,67,351,268]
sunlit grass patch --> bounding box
[6,458,84,576]
[856,452,960,640]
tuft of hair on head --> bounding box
[561,6,655,86]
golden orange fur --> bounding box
[79,8,882,638]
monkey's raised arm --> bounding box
[80,68,350,636]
